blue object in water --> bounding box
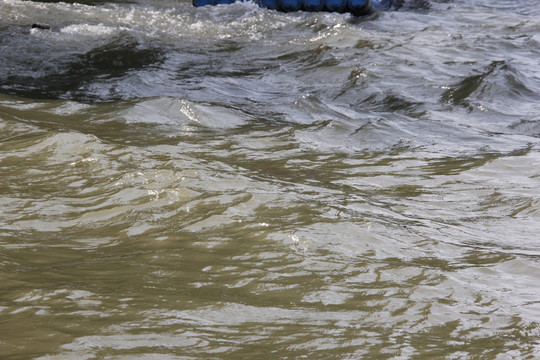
[193,0,215,6]
[195,0,398,15]
[324,0,347,12]
[279,0,302,12]
[258,0,279,9]
[347,0,370,15]
[303,0,324,11]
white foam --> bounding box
[60,23,125,37]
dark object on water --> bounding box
[32,23,51,30]
[192,0,399,15]
[324,0,348,13]
[348,0,371,16]
[303,0,324,11]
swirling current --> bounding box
[1,0,540,358]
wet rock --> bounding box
[31,23,51,30]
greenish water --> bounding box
[1,0,540,358]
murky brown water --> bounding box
[2,0,540,358]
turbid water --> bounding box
[1,0,540,358]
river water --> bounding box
[1,0,540,358]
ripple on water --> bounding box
[2,0,540,359]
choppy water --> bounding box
[2,0,540,358]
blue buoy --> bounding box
[193,0,215,6]
[194,0,398,15]
[303,0,324,11]
[258,0,279,9]
[324,0,347,12]
[279,0,302,12]
[348,0,370,15]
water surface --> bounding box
[1,0,540,358]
